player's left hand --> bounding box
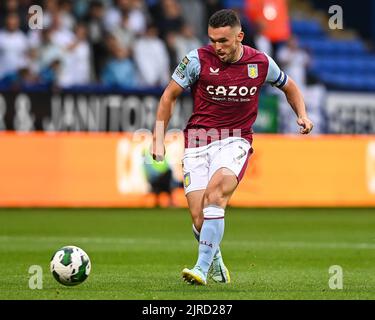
[150,140,166,162]
[297,116,314,134]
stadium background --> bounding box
[1,0,375,300]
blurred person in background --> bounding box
[27,28,61,89]
[104,0,148,35]
[277,36,310,90]
[0,0,17,28]
[0,13,30,80]
[45,13,77,87]
[34,28,62,77]
[111,10,136,51]
[0,0,30,31]
[164,31,178,73]
[142,147,180,207]
[276,37,323,134]
[155,0,184,40]
[133,23,170,87]
[245,0,291,57]
[39,59,62,88]
[0,63,39,89]
[48,11,75,49]
[151,9,313,286]
[178,0,206,42]
[83,0,108,81]
[174,23,202,63]
[154,0,185,72]
[58,0,76,31]
[101,34,138,88]
[59,23,92,86]
[43,0,61,29]
[252,21,272,55]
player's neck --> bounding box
[231,44,244,63]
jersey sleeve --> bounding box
[265,53,288,88]
[171,49,201,89]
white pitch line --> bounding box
[0,236,375,250]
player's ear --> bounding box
[237,30,244,42]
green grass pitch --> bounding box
[1,207,375,300]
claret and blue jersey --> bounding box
[172,45,288,148]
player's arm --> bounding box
[151,80,184,161]
[151,50,201,161]
[279,77,313,134]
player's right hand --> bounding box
[150,140,165,162]
[297,116,314,134]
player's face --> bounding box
[208,25,244,63]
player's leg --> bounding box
[183,138,252,285]
[182,168,238,285]
[181,150,210,284]
[199,168,238,274]
[186,189,229,283]
[186,190,205,232]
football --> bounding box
[50,245,91,286]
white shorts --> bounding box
[182,137,252,195]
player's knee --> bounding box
[203,189,226,207]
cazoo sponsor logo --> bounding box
[206,85,258,97]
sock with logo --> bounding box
[192,223,222,260]
[195,205,225,275]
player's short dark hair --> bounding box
[208,9,241,28]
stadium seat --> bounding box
[293,16,373,91]
[299,38,366,55]
[291,19,325,37]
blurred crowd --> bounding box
[0,0,307,90]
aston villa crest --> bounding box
[248,64,258,79]
[184,172,191,187]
